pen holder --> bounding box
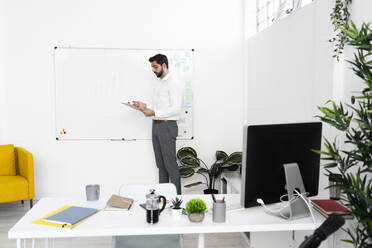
[213,200,226,223]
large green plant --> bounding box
[329,0,352,60]
[315,22,372,247]
[177,147,242,192]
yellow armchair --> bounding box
[0,145,34,207]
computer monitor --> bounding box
[241,122,322,208]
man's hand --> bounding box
[142,108,155,117]
[132,101,147,111]
[132,101,154,116]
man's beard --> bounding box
[155,68,164,78]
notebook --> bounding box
[44,206,98,226]
[105,194,134,211]
[311,199,349,214]
[311,199,354,219]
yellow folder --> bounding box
[32,205,100,229]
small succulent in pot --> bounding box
[171,197,183,210]
[171,197,183,220]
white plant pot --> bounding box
[171,208,183,220]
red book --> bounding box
[311,199,349,215]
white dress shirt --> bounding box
[148,73,182,120]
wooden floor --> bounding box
[0,201,249,248]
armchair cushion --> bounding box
[0,144,16,176]
[0,176,28,202]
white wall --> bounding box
[0,2,6,144]
[341,1,372,103]
[247,6,317,123]
[246,0,336,124]
[1,0,244,198]
[244,0,256,40]
[245,0,336,198]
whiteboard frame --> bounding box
[53,46,195,141]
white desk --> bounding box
[8,195,325,248]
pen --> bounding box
[212,193,216,202]
[222,197,225,203]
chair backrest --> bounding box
[118,183,177,202]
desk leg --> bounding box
[44,238,55,248]
[198,233,205,248]
[290,230,295,248]
[17,239,21,248]
[32,239,35,248]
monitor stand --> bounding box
[283,163,311,220]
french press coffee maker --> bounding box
[145,189,166,224]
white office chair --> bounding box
[112,183,183,248]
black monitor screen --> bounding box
[241,122,322,208]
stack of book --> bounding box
[311,199,354,219]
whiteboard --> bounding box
[55,47,194,140]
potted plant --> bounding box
[315,22,372,247]
[185,198,207,223]
[170,197,183,220]
[177,147,242,194]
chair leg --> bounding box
[30,199,33,208]
[21,200,24,205]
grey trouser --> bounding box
[152,120,181,194]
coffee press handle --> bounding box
[159,195,166,214]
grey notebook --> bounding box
[44,206,98,226]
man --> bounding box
[133,54,182,194]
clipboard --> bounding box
[32,205,100,229]
[121,102,140,111]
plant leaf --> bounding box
[184,182,203,188]
[177,147,197,160]
[216,150,228,161]
[179,155,200,168]
[179,167,195,178]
